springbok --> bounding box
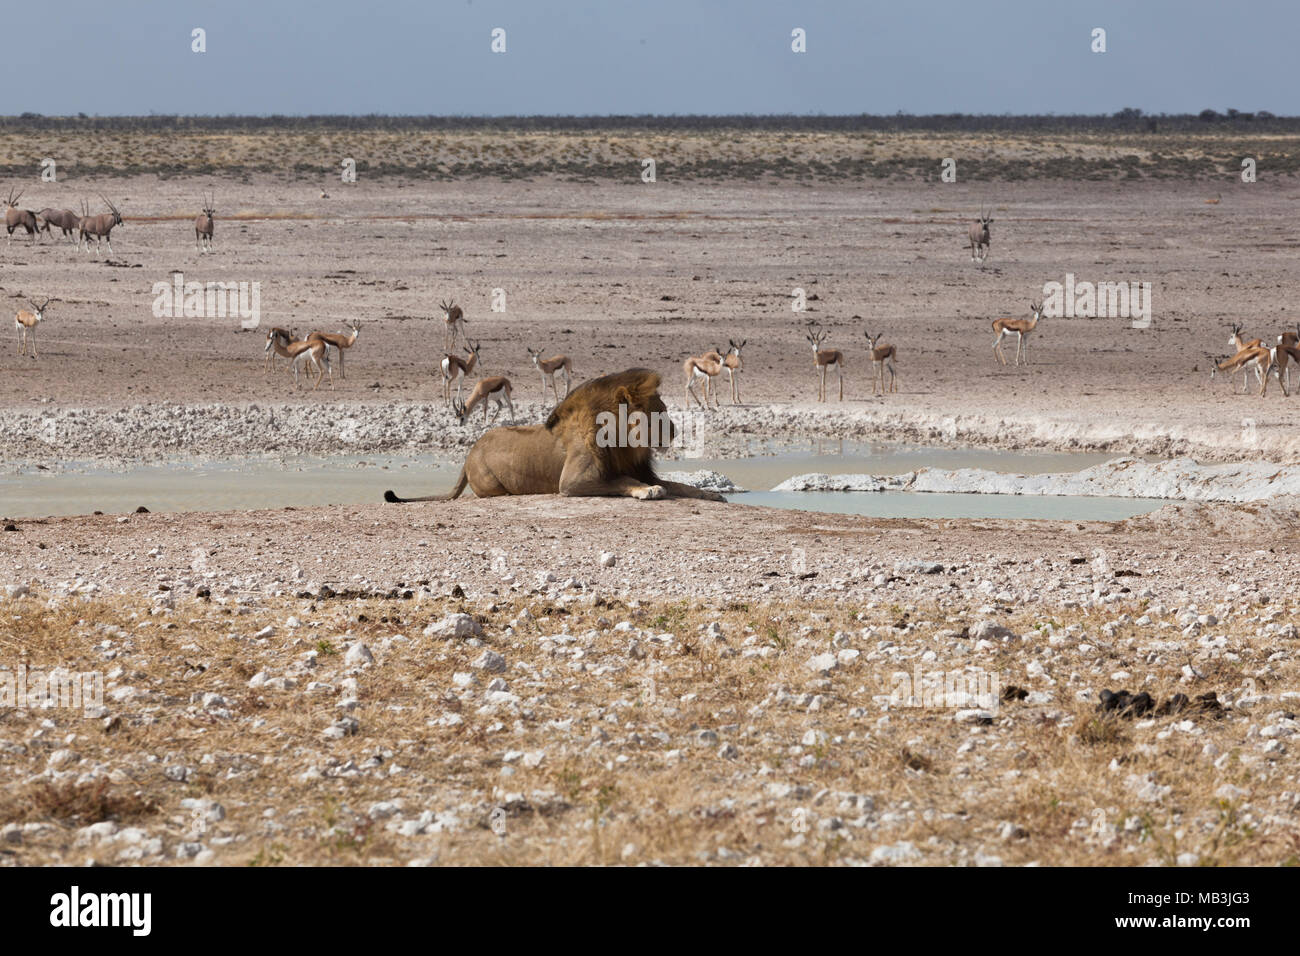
[454,376,514,425]
[864,331,897,395]
[195,192,215,253]
[440,300,467,351]
[5,189,39,243]
[968,205,993,263]
[806,324,844,401]
[442,339,481,406]
[684,348,726,409]
[285,337,333,391]
[722,339,745,404]
[307,319,360,380]
[527,347,573,403]
[1208,347,1285,397]
[15,298,50,357]
[263,327,298,371]
[37,208,79,242]
[79,195,123,254]
[1278,323,1300,391]
[1228,323,1265,391]
[992,303,1043,366]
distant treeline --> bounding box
[0,109,1293,133]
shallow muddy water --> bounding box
[1,442,1163,520]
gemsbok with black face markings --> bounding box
[37,208,80,242]
[5,188,39,243]
[195,192,215,253]
[79,195,124,254]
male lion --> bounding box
[383,368,726,503]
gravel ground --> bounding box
[1,496,1297,866]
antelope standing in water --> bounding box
[37,208,80,242]
[722,339,745,404]
[5,188,39,243]
[442,339,481,406]
[527,347,573,403]
[307,319,361,380]
[968,205,993,263]
[440,300,467,351]
[15,298,50,357]
[195,192,215,253]
[454,376,514,424]
[79,195,124,254]
[683,348,725,409]
[992,303,1042,366]
[864,331,897,395]
[806,324,844,401]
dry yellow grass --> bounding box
[1,587,1295,866]
[4,126,1299,180]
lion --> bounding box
[383,368,726,503]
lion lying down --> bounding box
[383,368,726,503]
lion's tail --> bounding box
[383,466,469,503]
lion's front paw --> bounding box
[633,484,667,500]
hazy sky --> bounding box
[3,0,1289,116]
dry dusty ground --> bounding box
[2,174,1300,462]
[2,129,1300,866]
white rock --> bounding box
[870,841,921,864]
[970,621,1014,641]
[345,642,374,665]
[472,650,507,674]
[424,613,483,639]
[805,653,838,675]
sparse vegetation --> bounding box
[3,115,1298,181]
[0,589,1292,866]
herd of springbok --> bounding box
[1209,322,1300,397]
[8,193,1291,413]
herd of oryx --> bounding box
[4,187,127,253]
[8,189,1290,408]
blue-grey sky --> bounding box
[2,0,1289,116]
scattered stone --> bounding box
[345,642,374,666]
[424,613,483,639]
[870,841,921,865]
[805,653,838,675]
[472,650,507,674]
